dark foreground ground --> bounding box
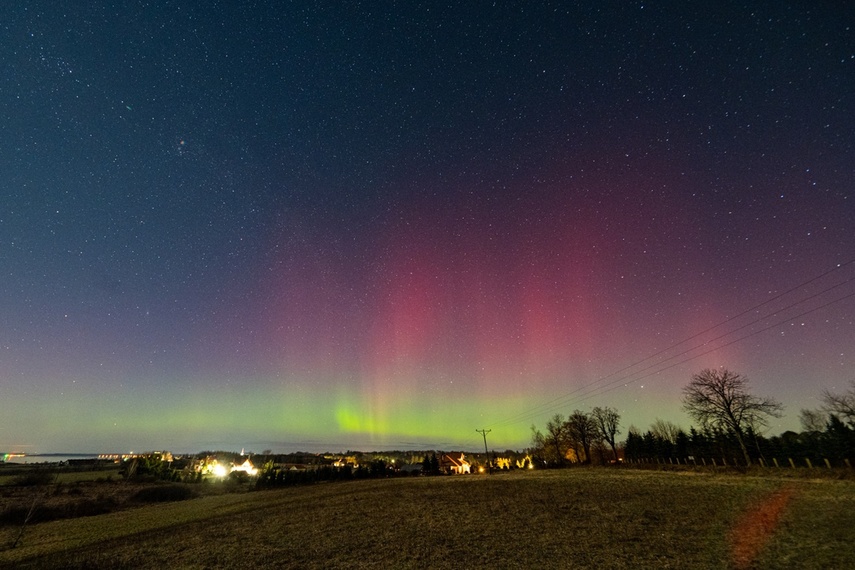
[1,466,854,569]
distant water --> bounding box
[2,453,103,464]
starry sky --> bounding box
[2,1,854,454]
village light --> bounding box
[213,463,228,478]
[232,458,258,476]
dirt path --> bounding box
[729,485,796,569]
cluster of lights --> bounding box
[201,458,258,478]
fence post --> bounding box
[824,458,832,469]
[846,459,852,469]
[805,458,813,469]
[722,457,727,467]
[772,458,779,468]
[788,458,795,469]
[711,458,717,467]
[759,457,765,468]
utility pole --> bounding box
[476,428,492,474]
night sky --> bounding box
[2,2,854,454]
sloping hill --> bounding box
[2,469,853,569]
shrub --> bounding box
[227,471,250,485]
[129,484,196,503]
[0,498,119,526]
[10,470,56,487]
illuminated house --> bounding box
[440,453,471,475]
[515,456,534,469]
[332,456,359,469]
[197,456,258,477]
[232,458,258,476]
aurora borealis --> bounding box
[2,2,854,454]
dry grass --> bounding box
[1,468,853,569]
[0,466,121,487]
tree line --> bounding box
[529,406,621,467]
[529,369,855,467]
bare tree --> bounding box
[822,381,855,427]
[682,368,783,466]
[565,410,601,464]
[649,418,682,444]
[591,406,621,462]
[799,408,827,433]
[545,414,567,466]
[529,426,548,467]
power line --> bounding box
[557,288,855,410]
[586,257,855,394]
[557,276,855,408]
[484,258,855,431]
[491,285,855,430]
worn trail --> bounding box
[729,485,796,569]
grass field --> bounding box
[1,468,853,569]
[0,467,121,487]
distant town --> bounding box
[0,448,536,480]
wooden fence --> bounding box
[623,456,853,469]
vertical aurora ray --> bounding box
[254,186,702,449]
